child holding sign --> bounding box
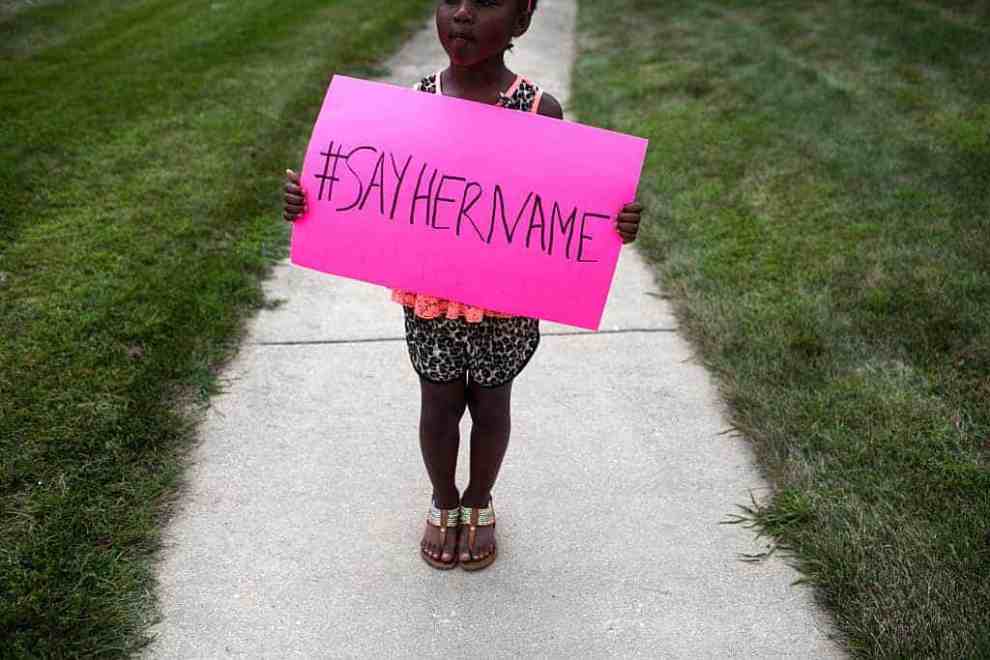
[282,0,643,571]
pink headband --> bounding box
[528,0,534,11]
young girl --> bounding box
[282,0,643,571]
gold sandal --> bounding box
[421,495,460,570]
[458,496,497,571]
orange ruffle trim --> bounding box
[391,289,514,324]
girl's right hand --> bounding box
[283,169,307,222]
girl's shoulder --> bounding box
[500,76,542,112]
[412,71,549,115]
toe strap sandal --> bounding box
[421,496,460,570]
[459,496,497,571]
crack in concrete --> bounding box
[253,327,680,346]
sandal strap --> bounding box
[427,499,460,528]
[458,496,495,526]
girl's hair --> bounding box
[506,0,538,52]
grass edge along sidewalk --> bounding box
[0,1,435,656]
[569,0,990,658]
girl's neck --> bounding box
[443,55,516,103]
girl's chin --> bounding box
[443,41,492,66]
[446,53,482,67]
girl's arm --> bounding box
[535,92,564,120]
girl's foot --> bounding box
[457,495,497,571]
[421,494,460,569]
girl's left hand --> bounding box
[617,202,643,244]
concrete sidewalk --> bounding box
[144,1,846,657]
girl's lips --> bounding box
[450,32,474,41]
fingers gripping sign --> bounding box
[283,169,308,222]
[616,201,643,244]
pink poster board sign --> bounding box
[290,75,648,330]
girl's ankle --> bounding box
[433,490,460,510]
[459,489,491,508]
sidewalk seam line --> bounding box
[253,327,679,346]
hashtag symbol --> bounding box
[315,141,346,202]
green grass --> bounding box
[572,1,989,657]
[0,1,434,656]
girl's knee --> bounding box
[467,397,511,435]
[420,383,467,427]
[422,399,465,424]
[472,416,510,438]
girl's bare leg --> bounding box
[459,379,513,562]
[419,376,467,562]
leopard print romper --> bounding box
[402,71,544,388]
